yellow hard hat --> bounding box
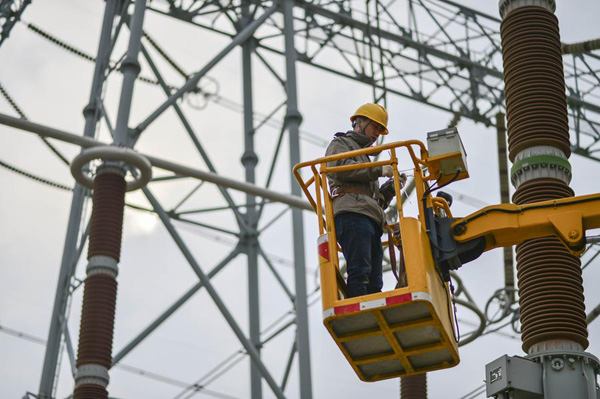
[350,103,389,135]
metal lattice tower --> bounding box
[0,0,599,398]
[149,0,600,158]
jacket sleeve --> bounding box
[325,139,382,182]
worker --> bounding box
[325,103,395,298]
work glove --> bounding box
[379,178,395,210]
[399,173,407,187]
[381,165,394,177]
[379,173,408,210]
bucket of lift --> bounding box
[294,139,465,382]
[297,133,600,383]
[318,216,459,382]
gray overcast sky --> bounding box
[1,1,600,398]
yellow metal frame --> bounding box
[293,140,467,381]
[294,138,600,382]
[452,193,600,256]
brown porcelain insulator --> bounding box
[76,274,117,368]
[512,178,573,204]
[74,170,125,398]
[401,373,427,399]
[73,384,108,399]
[512,179,588,351]
[500,6,571,161]
[88,172,126,262]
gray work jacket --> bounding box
[325,131,386,230]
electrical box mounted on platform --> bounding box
[426,127,468,185]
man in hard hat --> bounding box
[325,103,395,298]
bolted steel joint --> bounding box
[453,223,467,236]
[241,150,259,167]
[499,0,556,19]
[551,358,565,371]
[87,255,119,278]
[82,104,98,119]
[120,57,141,75]
[511,146,571,188]
[75,363,110,388]
[284,109,303,126]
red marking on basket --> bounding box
[386,293,413,306]
[317,240,329,261]
[334,303,360,315]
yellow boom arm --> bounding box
[451,193,600,256]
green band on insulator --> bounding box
[511,154,571,177]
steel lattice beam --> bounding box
[1,1,598,397]
[149,0,600,161]
[0,0,32,46]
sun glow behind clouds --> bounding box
[126,211,159,236]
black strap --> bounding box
[388,228,399,282]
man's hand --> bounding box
[382,165,394,177]
[399,172,407,187]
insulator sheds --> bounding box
[401,373,427,399]
[75,274,118,368]
[73,384,109,399]
[74,171,126,399]
[500,2,588,353]
[511,177,573,204]
[512,179,588,352]
[500,6,571,162]
[88,172,126,261]
[516,237,587,350]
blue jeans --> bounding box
[335,212,383,298]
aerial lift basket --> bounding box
[294,128,600,382]
[293,132,467,381]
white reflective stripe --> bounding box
[411,292,432,302]
[317,234,328,245]
[323,308,335,319]
[360,298,387,310]
[323,292,432,320]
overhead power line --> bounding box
[0,288,323,398]
[0,81,70,165]
[24,22,175,89]
[0,324,46,345]
[22,20,329,147]
[0,158,73,191]
[0,323,241,399]
[457,383,486,399]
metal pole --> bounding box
[281,340,297,391]
[135,3,278,134]
[59,315,77,378]
[240,3,262,398]
[115,0,146,146]
[142,187,287,399]
[587,302,600,325]
[37,2,117,397]
[283,0,313,397]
